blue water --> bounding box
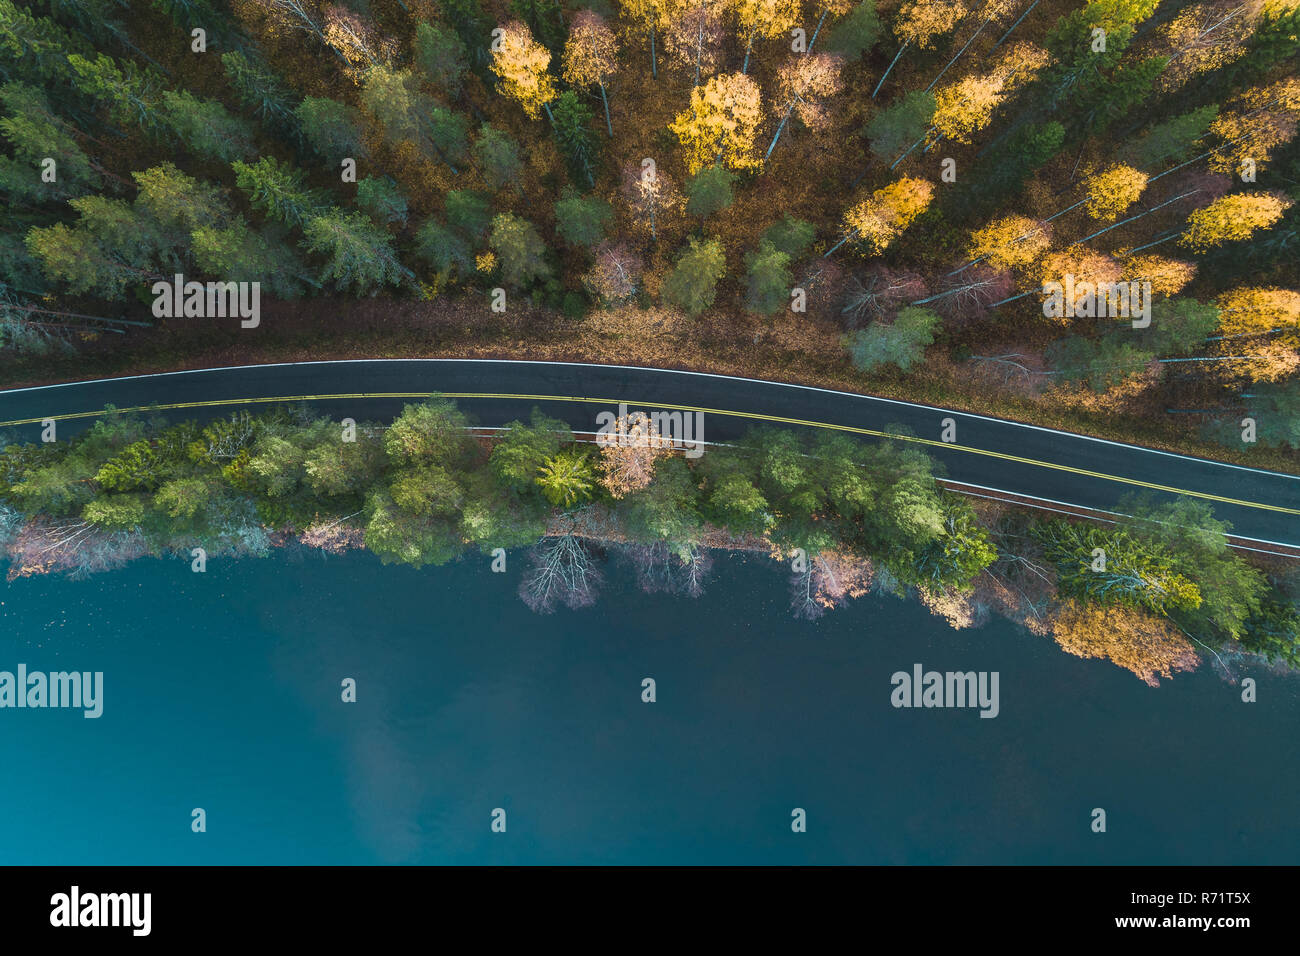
[1,549,1296,864]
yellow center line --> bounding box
[2,390,1297,516]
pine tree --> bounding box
[159,90,255,163]
[233,157,326,229]
[26,196,162,296]
[846,306,939,371]
[0,83,99,202]
[663,236,726,315]
[355,177,409,226]
[302,210,410,294]
[473,124,524,194]
[684,166,737,219]
[445,190,492,243]
[414,220,473,277]
[296,97,370,162]
[864,90,935,162]
[1122,105,1219,169]
[488,212,551,288]
[67,52,164,133]
[555,190,613,247]
[743,240,792,315]
[191,216,309,298]
[551,91,599,187]
[414,21,468,95]
[0,0,83,84]
[221,50,298,132]
[762,216,816,258]
[824,0,883,58]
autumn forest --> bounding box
[0,0,1296,457]
[0,0,1298,684]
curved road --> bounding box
[1,359,1297,549]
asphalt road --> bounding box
[1,359,1296,548]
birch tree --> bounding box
[563,10,619,138]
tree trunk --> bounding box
[694,26,703,86]
[890,127,933,170]
[1043,197,1088,223]
[992,0,1043,51]
[600,83,613,138]
[824,228,858,258]
[1069,189,1198,247]
[988,290,1034,308]
[872,40,909,99]
[765,102,795,159]
[928,18,989,93]
[808,9,830,53]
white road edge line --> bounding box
[1,358,1296,481]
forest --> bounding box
[0,0,1297,463]
[0,398,1297,685]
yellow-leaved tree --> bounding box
[834,177,935,256]
[731,0,802,72]
[670,72,763,174]
[765,52,845,157]
[1212,286,1300,382]
[873,0,970,97]
[322,5,394,81]
[930,43,1050,143]
[1179,192,1293,252]
[1155,0,1270,93]
[932,74,1003,143]
[619,0,677,78]
[563,10,619,137]
[1050,600,1199,687]
[621,160,684,241]
[1208,78,1300,176]
[1037,248,1123,322]
[1120,256,1196,297]
[491,21,557,121]
[597,412,674,498]
[1083,164,1149,221]
[964,215,1051,272]
[1216,286,1300,338]
[665,0,728,86]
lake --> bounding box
[1,548,1295,864]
